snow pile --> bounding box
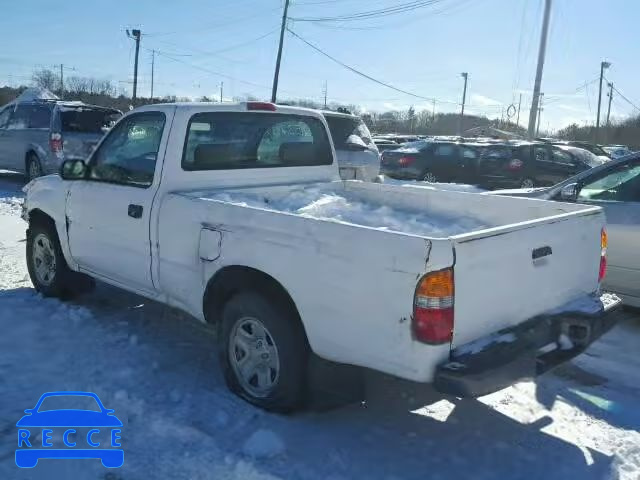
[210,187,489,237]
[242,429,286,459]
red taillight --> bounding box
[50,133,63,153]
[413,268,454,344]
[247,101,277,111]
[598,228,607,282]
[398,156,415,166]
[598,256,607,282]
[508,158,523,170]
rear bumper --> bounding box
[434,292,622,397]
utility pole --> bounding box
[595,60,612,143]
[59,64,64,99]
[458,72,468,136]
[516,93,522,127]
[536,93,544,137]
[432,98,436,123]
[150,50,155,102]
[126,29,142,103]
[220,81,224,102]
[605,82,613,142]
[271,0,290,103]
[527,0,552,139]
[322,81,328,109]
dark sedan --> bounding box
[380,140,478,183]
[474,142,603,189]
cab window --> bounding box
[182,112,332,170]
[89,112,166,187]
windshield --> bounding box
[324,115,373,148]
[37,395,101,412]
[578,160,640,202]
[572,148,603,167]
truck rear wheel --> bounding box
[219,291,308,412]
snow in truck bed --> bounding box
[203,186,492,237]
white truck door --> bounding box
[66,111,170,293]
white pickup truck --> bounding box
[23,101,620,412]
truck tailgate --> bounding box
[450,207,604,348]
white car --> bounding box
[322,110,380,181]
[491,153,640,306]
[23,101,620,412]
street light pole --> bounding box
[527,0,552,139]
[595,60,611,143]
[458,72,468,136]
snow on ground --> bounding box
[207,186,489,237]
[0,173,639,480]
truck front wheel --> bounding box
[219,292,308,412]
[26,221,94,298]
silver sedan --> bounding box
[490,153,640,307]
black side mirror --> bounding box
[60,159,88,180]
[559,182,579,202]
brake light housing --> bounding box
[49,133,63,156]
[246,101,277,111]
[413,268,454,344]
[598,228,607,282]
[507,158,523,170]
[398,156,415,166]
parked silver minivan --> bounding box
[0,100,121,180]
[322,110,380,181]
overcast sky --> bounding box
[2,0,639,130]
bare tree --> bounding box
[32,69,58,91]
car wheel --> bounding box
[26,220,94,298]
[422,171,437,183]
[26,154,43,181]
[520,178,535,188]
[219,291,308,412]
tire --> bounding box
[520,177,535,188]
[219,291,309,412]
[26,220,95,298]
[26,153,43,182]
[422,171,437,183]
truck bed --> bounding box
[168,180,605,379]
[189,180,597,241]
[202,184,492,238]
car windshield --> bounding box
[571,148,603,167]
[324,115,373,148]
[579,161,640,201]
[37,395,102,412]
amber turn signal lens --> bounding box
[416,268,454,298]
[601,228,607,251]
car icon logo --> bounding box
[16,391,123,468]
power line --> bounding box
[286,27,457,105]
[151,49,301,97]
[610,85,640,112]
[291,0,447,22]
[149,28,279,60]
[302,0,474,31]
[143,5,282,37]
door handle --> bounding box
[128,204,143,219]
